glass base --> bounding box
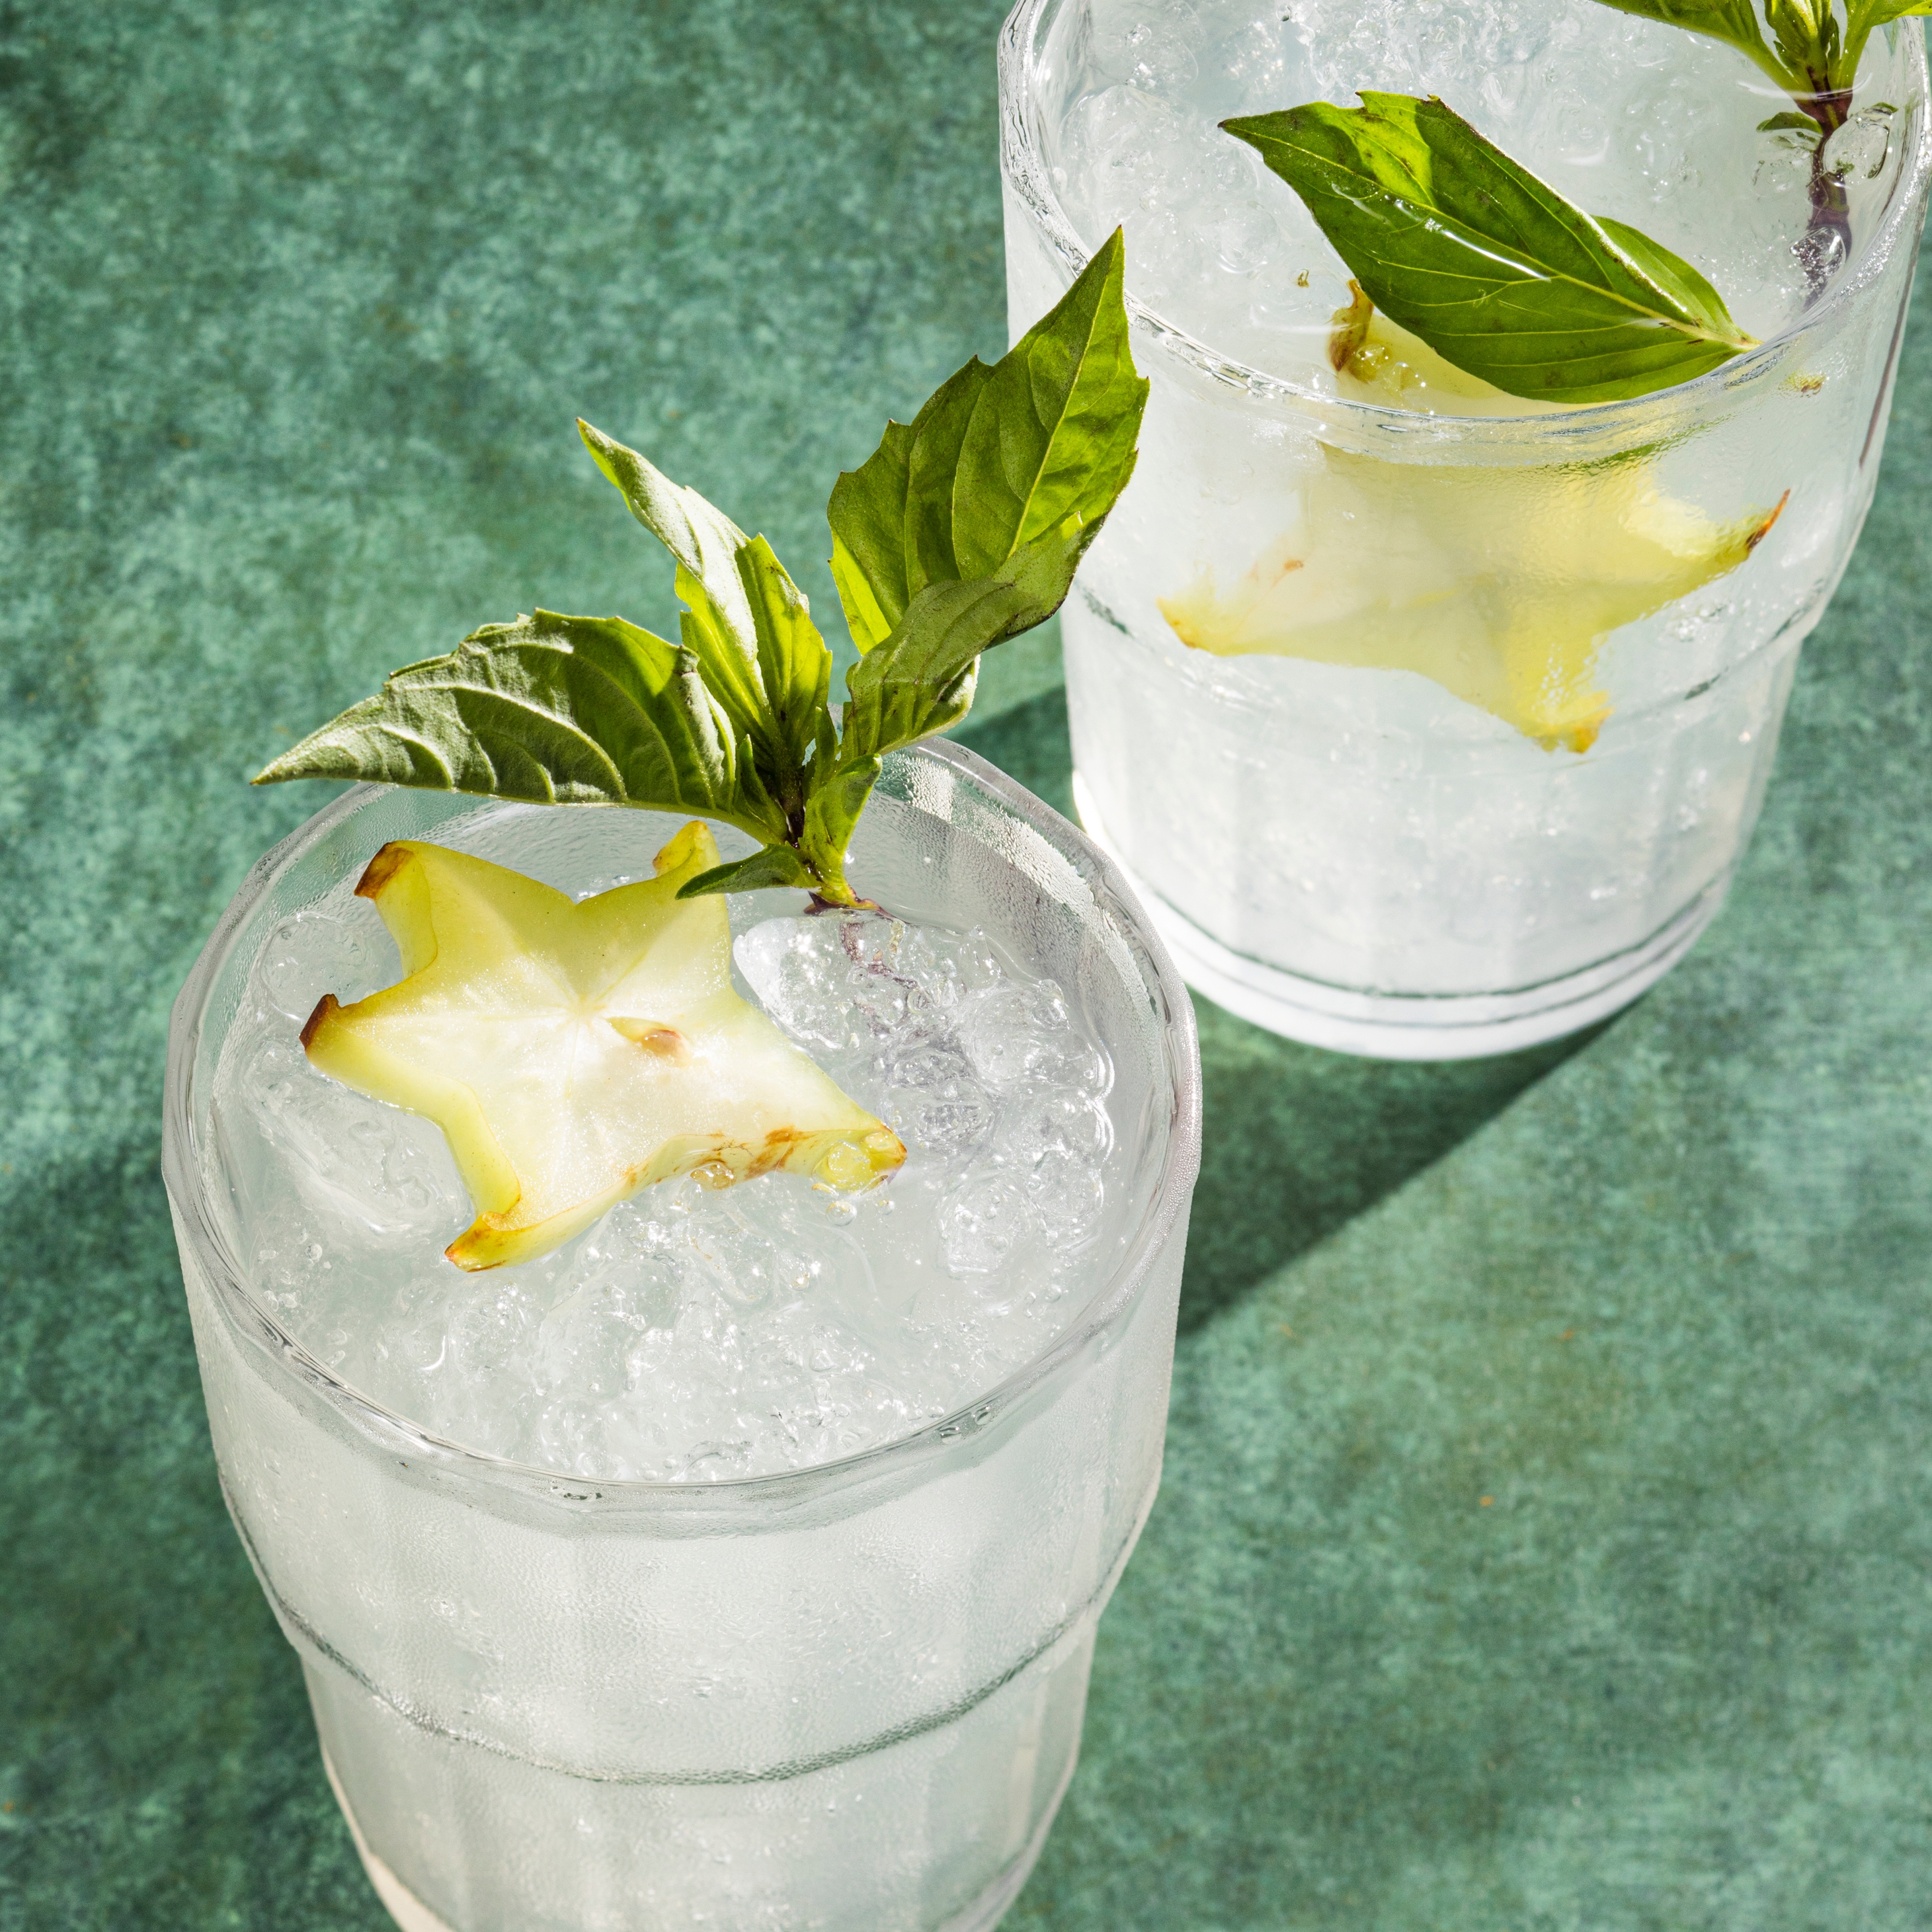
[323,1746,454,1932]
[322,1740,1071,1932]
[1072,772,1728,1061]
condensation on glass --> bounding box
[1002,0,1932,1057]
[163,745,1201,1932]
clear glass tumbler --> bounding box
[162,742,1201,1932]
[1000,1,1932,1058]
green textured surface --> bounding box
[3,3,1931,1928]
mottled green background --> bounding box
[5,3,1932,1927]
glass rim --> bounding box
[161,740,1204,1515]
[998,0,1932,443]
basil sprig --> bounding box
[1225,94,1757,405]
[1232,2,1927,391]
[1595,1,1929,282]
[830,231,1145,763]
[256,232,1148,907]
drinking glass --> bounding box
[1001,0,1932,1057]
[163,742,1202,1932]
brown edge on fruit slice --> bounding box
[1328,280,1374,374]
[692,1123,907,1188]
[1541,491,1789,758]
[355,842,412,899]
[442,1123,908,1271]
[1747,489,1792,552]
[299,843,421,1058]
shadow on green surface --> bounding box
[960,688,1605,1334]
[1178,1006,1601,1333]
[1,1147,380,1930]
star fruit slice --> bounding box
[302,821,905,1270]
[1161,313,1785,754]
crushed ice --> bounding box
[216,903,1117,1483]
[1044,0,1907,376]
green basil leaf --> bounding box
[676,844,820,901]
[953,245,1147,577]
[827,228,1147,649]
[731,729,786,834]
[826,366,986,648]
[1225,94,1758,403]
[829,534,897,655]
[1846,1,1932,79]
[842,541,1090,759]
[253,610,782,840]
[843,652,979,760]
[576,420,780,764]
[826,419,916,653]
[828,230,1146,759]
[733,534,832,772]
[903,362,998,602]
[1596,216,1742,342]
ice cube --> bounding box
[1007,1087,1114,1167]
[1824,106,1896,184]
[883,1033,997,1155]
[958,981,1108,1094]
[684,1197,813,1310]
[240,1029,464,1236]
[1024,1148,1107,1246]
[733,917,862,1053]
[1085,0,1202,91]
[683,1439,754,1480]
[221,869,1117,1480]
[255,904,393,1021]
[737,910,971,1054]
[938,1170,1035,1277]
[1211,203,1283,276]
[533,1266,682,1401]
[889,922,1004,1011]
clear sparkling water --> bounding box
[1011,0,1924,1043]
[212,882,1117,1482]
[1044,0,1915,385]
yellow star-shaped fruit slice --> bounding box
[1161,315,1785,754]
[301,821,905,1270]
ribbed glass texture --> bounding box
[163,744,1201,1932]
[1000,0,1932,1056]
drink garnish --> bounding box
[255,233,1148,911]
[1223,93,1758,404]
[1224,3,1927,399]
[1595,0,1930,286]
[1324,284,1561,415]
[1201,40,1837,740]
[302,823,906,1270]
[1161,448,1788,752]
